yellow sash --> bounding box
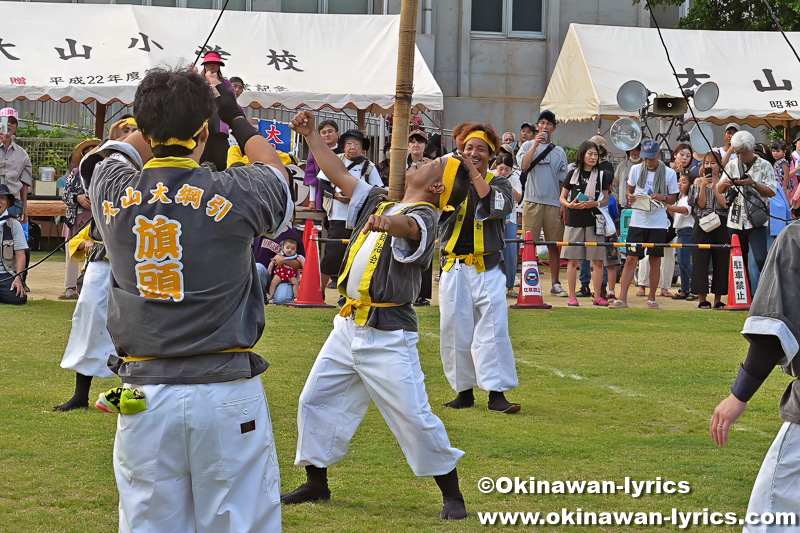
[337,200,435,325]
[442,172,495,273]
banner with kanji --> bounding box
[0,3,443,113]
[258,120,293,152]
[542,23,800,126]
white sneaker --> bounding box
[550,282,567,297]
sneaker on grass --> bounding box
[550,282,567,297]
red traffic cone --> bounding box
[510,231,552,310]
[302,218,314,255]
[289,228,335,308]
[723,233,751,311]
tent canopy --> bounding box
[0,3,442,113]
[541,24,800,127]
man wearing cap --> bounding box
[318,128,382,296]
[0,184,27,305]
[407,129,428,168]
[516,110,569,297]
[0,108,32,224]
[513,122,535,157]
[714,123,740,168]
[610,139,679,309]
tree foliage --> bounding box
[637,0,800,31]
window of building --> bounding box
[282,0,370,14]
[471,0,545,38]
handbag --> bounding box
[699,212,721,232]
[743,186,769,228]
[594,190,616,237]
[631,195,651,211]
[737,159,769,228]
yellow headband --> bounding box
[464,131,495,153]
[126,118,137,127]
[439,157,460,210]
[150,121,208,150]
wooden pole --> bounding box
[95,103,107,139]
[387,0,419,201]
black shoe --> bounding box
[575,285,592,298]
[280,483,331,505]
[488,391,521,414]
[337,295,346,307]
[576,285,592,297]
[440,495,467,520]
[413,298,430,307]
[443,389,474,409]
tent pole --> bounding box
[95,103,106,139]
[388,0,419,201]
[357,109,366,132]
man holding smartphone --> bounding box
[516,110,569,298]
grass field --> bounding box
[0,301,789,532]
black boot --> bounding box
[280,465,331,504]
[434,467,467,520]
[488,391,521,414]
[53,373,93,411]
[443,389,474,409]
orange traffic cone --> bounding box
[290,228,335,308]
[302,218,314,255]
[510,231,552,310]
[723,233,751,311]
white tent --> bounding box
[541,23,800,128]
[0,3,442,113]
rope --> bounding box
[313,237,731,249]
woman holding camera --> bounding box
[688,152,729,308]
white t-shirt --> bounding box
[627,164,680,229]
[672,195,695,230]
[0,214,28,275]
[504,170,523,217]
[344,203,426,300]
[319,159,382,221]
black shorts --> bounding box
[320,220,351,276]
[625,226,667,258]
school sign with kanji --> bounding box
[0,3,443,113]
[542,24,800,127]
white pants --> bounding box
[439,263,518,393]
[744,421,800,532]
[114,377,281,533]
[60,261,115,378]
[636,241,675,290]
[295,315,464,477]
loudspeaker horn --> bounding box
[693,82,719,112]
[652,95,688,116]
[617,80,648,112]
[610,118,643,151]
[689,122,715,154]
